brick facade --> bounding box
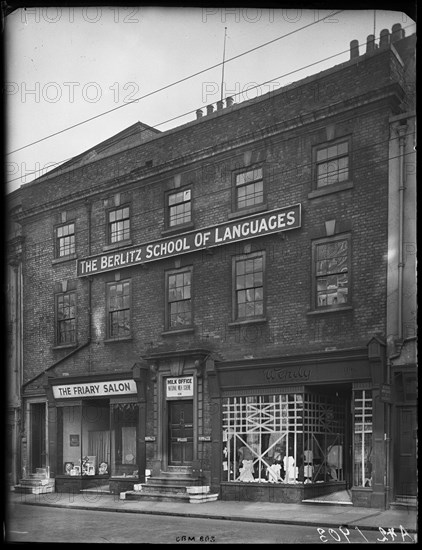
[13,26,416,507]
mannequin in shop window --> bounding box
[327,444,343,481]
[364,447,372,487]
[237,434,261,479]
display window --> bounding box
[110,402,139,478]
[353,389,373,487]
[222,392,346,484]
[57,398,138,478]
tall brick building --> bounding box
[9,23,416,509]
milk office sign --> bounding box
[166,376,194,398]
[77,204,301,276]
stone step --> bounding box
[14,483,55,494]
[159,472,198,479]
[390,500,417,511]
[147,476,201,487]
[124,490,191,503]
[137,484,189,495]
[166,466,193,472]
[19,478,51,486]
[124,489,218,504]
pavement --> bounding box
[6,490,418,535]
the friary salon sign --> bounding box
[77,204,301,276]
[53,379,137,398]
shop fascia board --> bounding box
[47,370,137,387]
[215,346,369,371]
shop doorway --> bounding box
[30,403,46,471]
[168,400,193,465]
[395,406,417,497]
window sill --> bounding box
[102,240,133,252]
[228,204,268,220]
[104,337,133,343]
[307,306,353,316]
[52,253,77,265]
[161,222,195,237]
[161,327,195,336]
[308,181,353,199]
[228,317,267,327]
[52,343,78,350]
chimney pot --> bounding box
[196,109,203,119]
[391,23,405,43]
[366,34,376,54]
[350,40,359,59]
[207,104,215,115]
[226,96,234,107]
[379,28,390,49]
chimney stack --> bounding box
[226,96,234,107]
[207,104,215,116]
[391,23,405,43]
[379,28,390,49]
[366,34,376,54]
[350,40,359,59]
[196,109,203,119]
[216,100,224,111]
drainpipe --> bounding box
[85,200,93,350]
[385,122,407,507]
[396,124,407,341]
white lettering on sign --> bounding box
[52,379,137,399]
[77,204,301,276]
[166,376,194,398]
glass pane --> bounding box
[245,259,255,274]
[236,260,245,276]
[337,141,348,155]
[111,403,139,478]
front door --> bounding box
[30,403,46,471]
[168,400,193,465]
[395,406,417,497]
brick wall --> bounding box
[20,45,405,384]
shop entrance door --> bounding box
[168,400,193,465]
[395,406,417,497]
[30,403,46,471]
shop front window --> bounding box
[110,403,139,478]
[353,390,373,487]
[57,400,111,476]
[222,392,345,484]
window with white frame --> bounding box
[167,188,192,228]
[315,140,350,188]
[234,167,264,211]
[56,291,76,345]
[233,251,265,320]
[108,206,130,244]
[107,280,131,339]
[56,222,75,257]
[313,236,350,309]
[166,267,192,329]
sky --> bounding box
[5,6,416,194]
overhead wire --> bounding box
[6,10,346,155]
[6,20,416,188]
